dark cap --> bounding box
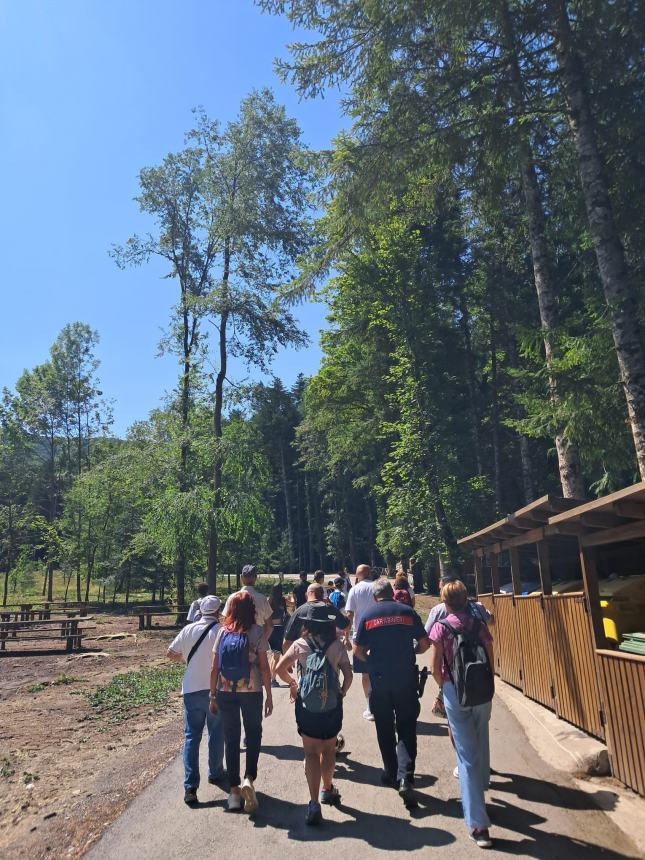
[241,564,257,578]
[304,602,338,625]
[333,577,344,586]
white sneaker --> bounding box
[363,708,375,721]
[227,791,242,811]
[453,766,459,778]
[241,777,258,813]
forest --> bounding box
[1,0,644,607]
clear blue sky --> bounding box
[0,0,344,436]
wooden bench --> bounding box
[128,605,189,630]
[0,601,88,620]
[0,617,96,652]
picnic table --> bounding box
[0,616,96,652]
[127,604,189,630]
[0,600,88,620]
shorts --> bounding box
[352,653,368,674]
[295,697,343,740]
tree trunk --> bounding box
[280,443,295,571]
[3,505,13,606]
[207,239,231,593]
[489,311,503,514]
[125,562,132,606]
[498,0,585,498]
[459,296,483,476]
[304,474,315,573]
[550,0,645,479]
[506,330,535,504]
[47,562,54,602]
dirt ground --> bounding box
[0,594,439,859]
[0,612,184,859]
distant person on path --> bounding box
[410,557,424,594]
[283,584,350,649]
[430,579,495,849]
[209,591,273,813]
[275,603,353,825]
[166,595,224,805]
[186,582,209,623]
[223,564,273,637]
[339,567,352,596]
[393,574,415,607]
[268,584,289,686]
[353,578,429,807]
[345,563,378,720]
[292,571,309,608]
[329,577,347,610]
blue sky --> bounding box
[0,0,344,435]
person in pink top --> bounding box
[430,579,495,849]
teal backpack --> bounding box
[299,639,339,713]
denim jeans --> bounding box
[183,689,224,790]
[369,685,420,780]
[217,691,263,787]
[443,681,491,830]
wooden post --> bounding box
[578,542,607,649]
[536,541,552,595]
[474,553,483,596]
[509,545,522,595]
[490,553,500,594]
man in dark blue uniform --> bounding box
[353,578,430,807]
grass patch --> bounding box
[1,758,15,779]
[26,682,47,693]
[51,672,78,686]
[86,665,184,724]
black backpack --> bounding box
[439,609,494,707]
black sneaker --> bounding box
[469,828,493,849]
[305,801,323,825]
[380,770,398,788]
[320,784,341,805]
[398,778,417,808]
[183,787,198,805]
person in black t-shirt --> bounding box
[354,577,429,807]
[283,585,350,650]
[292,572,309,608]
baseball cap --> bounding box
[200,595,221,616]
[241,564,257,578]
[333,577,344,586]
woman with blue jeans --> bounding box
[430,579,494,849]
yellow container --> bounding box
[598,575,645,644]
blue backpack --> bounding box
[299,639,339,713]
[218,630,250,685]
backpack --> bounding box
[439,610,494,707]
[218,630,250,685]
[329,590,345,610]
[393,587,412,606]
[299,639,339,713]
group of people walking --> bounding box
[167,563,496,849]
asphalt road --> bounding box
[87,657,638,860]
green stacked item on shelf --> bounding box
[619,632,645,656]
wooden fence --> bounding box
[481,591,604,739]
[597,650,645,796]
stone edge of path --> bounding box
[495,679,645,858]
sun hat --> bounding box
[199,595,221,616]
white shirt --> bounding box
[222,585,272,627]
[169,617,221,694]
[186,598,202,623]
[345,579,376,640]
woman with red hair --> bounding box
[209,590,273,813]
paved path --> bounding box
[88,659,638,860]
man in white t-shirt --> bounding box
[345,563,377,721]
[167,595,224,805]
[222,564,273,637]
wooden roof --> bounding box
[459,482,645,554]
[548,481,645,548]
[458,494,583,551]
